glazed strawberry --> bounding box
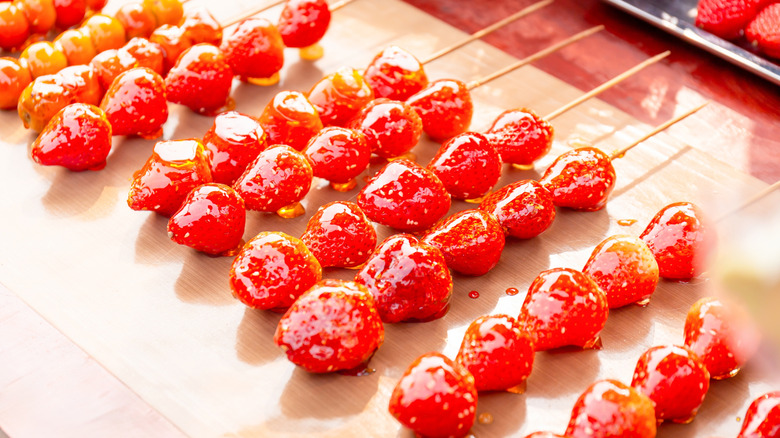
[349,98,423,159]
[180,7,223,46]
[127,139,213,217]
[539,147,616,211]
[257,91,324,151]
[427,132,502,200]
[0,58,31,109]
[232,145,313,216]
[422,209,505,276]
[364,45,429,101]
[455,314,534,392]
[354,234,452,323]
[301,201,377,268]
[357,159,451,232]
[308,67,374,127]
[201,111,267,185]
[389,352,477,438]
[518,268,609,351]
[746,4,780,58]
[167,183,246,255]
[639,202,717,280]
[696,0,762,39]
[18,65,101,132]
[31,103,111,171]
[165,43,234,115]
[230,232,321,310]
[274,279,383,373]
[738,392,780,438]
[149,25,193,73]
[485,108,554,167]
[583,235,659,308]
[566,379,656,438]
[684,297,761,380]
[406,79,473,142]
[631,345,710,423]
[302,127,370,191]
[277,0,331,49]
[100,67,168,139]
[478,180,556,239]
[220,17,284,82]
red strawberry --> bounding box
[427,132,502,200]
[406,79,473,142]
[566,379,657,438]
[220,17,284,82]
[518,267,609,351]
[277,0,331,48]
[746,4,780,58]
[180,7,223,46]
[485,108,554,167]
[127,139,213,217]
[739,392,780,438]
[274,279,383,373]
[364,45,429,101]
[100,67,168,139]
[524,434,568,438]
[257,91,323,151]
[165,43,234,115]
[308,67,374,127]
[201,111,267,185]
[301,201,377,268]
[539,147,616,211]
[349,98,423,159]
[302,126,370,191]
[583,235,659,308]
[167,183,246,255]
[478,179,556,239]
[684,297,761,380]
[389,352,477,438]
[696,0,762,40]
[455,314,534,392]
[149,24,193,73]
[354,234,452,323]
[631,345,710,424]
[357,159,451,232]
[639,202,717,280]
[422,209,505,276]
[230,231,322,310]
[31,103,111,171]
[232,144,313,216]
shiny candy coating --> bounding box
[18,0,56,34]
[0,58,31,109]
[18,64,100,132]
[566,379,657,438]
[31,103,111,171]
[100,67,168,138]
[478,179,556,239]
[54,29,96,66]
[406,78,473,142]
[90,48,138,91]
[142,0,183,27]
[301,201,377,268]
[83,14,127,53]
[364,45,428,101]
[277,0,331,48]
[540,146,616,211]
[422,209,505,276]
[220,17,284,81]
[150,24,193,73]
[257,90,323,151]
[165,43,234,115]
[115,3,157,39]
[0,2,30,51]
[303,126,370,185]
[122,36,165,76]
[738,391,780,438]
[179,7,222,46]
[349,98,423,159]
[52,0,86,29]
[20,41,68,79]
[523,434,568,438]
[308,66,374,127]
[202,111,267,185]
[485,108,554,166]
[232,144,313,213]
[427,131,502,200]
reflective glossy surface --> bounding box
[142,0,183,27]
[0,57,31,109]
[308,66,374,127]
[566,379,656,438]
[31,103,111,171]
[201,111,267,185]
[100,67,168,138]
[257,90,323,151]
[179,7,222,46]
[277,0,331,48]
[18,0,56,35]
[422,209,505,276]
[0,2,30,51]
[20,41,68,79]
[540,146,616,211]
[486,108,554,166]
[115,2,157,39]
[220,17,284,81]
[427,132,502,200]
[232,145,313,213]
[302,126,370,184]
[52,0,86,29]
[54,29,97,66]
[739,391,780,438]
[301,201,377,268]
[83,14,127,53]
[349,98,423,159]
[364,45,429,101]
[164,43,234,115]
[149,24,193,73]
[406,78,473,142]
[18,64,100,132]
[478,179,555,239]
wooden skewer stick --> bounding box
[466,25,604,90]
[419,0,555,65]
[717,179,780,222]
[222,0,358,28]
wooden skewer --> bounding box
[466,25,604,90]
[419,0,555,65]
[717,179,780,221]
[222,0,357,28]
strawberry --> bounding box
[422,209,505,276]
[31,103,112,171]
[738,392,780,438]
[100,67,168,139]
[257,91,323,151]
[308,67,374,127]
[524,434,568,438]
[302,126,370,190]
[220,17,284,81]
[389,352,477,438]
[357,159,451,232]
[485,108,554,167]
[518,267,609,351]
[583,235,659,308]
[180,7,223,46]
[127,139,213,217]
[165,43,234,115]
[233,145,313,215]
[354,234,452,323]
[149,24,193,73]
[201,111,267,185]
[18,65,101,132]
[274,279,383,373]
[639,202,717,280]
[746,4,780,58]
[364,45,429,101]
[427,132,502,200]
[277,0,331,48]
[478,179,556,239]
[684,297,761,380]
[301,201,377,268]
[349,98,423,159]
[455,314,534,392]
[406,79,473,142]
[539,147,616,211]
[631,345,710,424]
[696,0,763,40]
[230,231,322,310]
[566,379,657,438]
